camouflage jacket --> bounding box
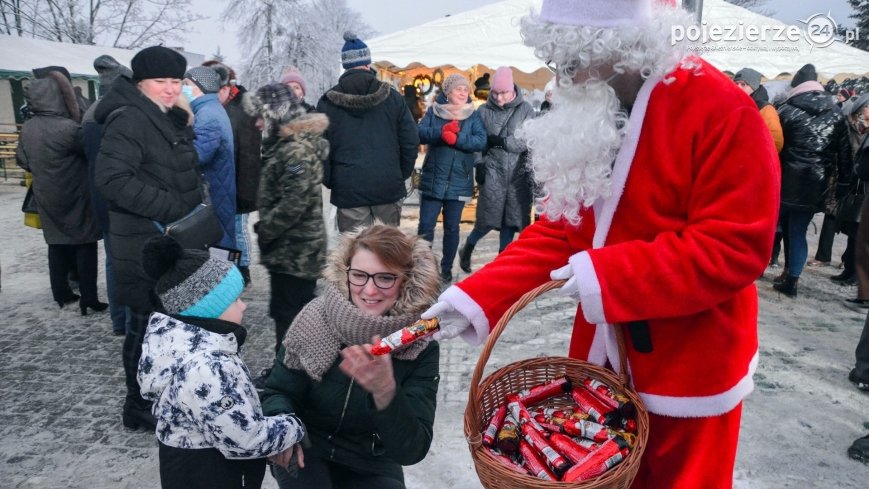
[255,113,329,279]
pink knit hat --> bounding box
[540,0,653,27]
[280,67,307,96]
[491,67,514,93]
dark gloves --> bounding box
[475,163,486,186]
[487,134,505,149]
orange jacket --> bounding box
[760,104,784,152]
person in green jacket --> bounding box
[261,224,442,489]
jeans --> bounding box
[466,225,517,252]
[234,213,251,268]
[103,237,129,334]
[417,197,466,275]
[779,208,816,278]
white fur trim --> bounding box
[540,0,652,28]
[592,74,661,249]
[638,351,758,417]
[440,286,490,345]
[570,252,605,324]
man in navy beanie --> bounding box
[316,32,419,232]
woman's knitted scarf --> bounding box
[282,284,431,381]
[432,100,476,121]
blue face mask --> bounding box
[181,85,195,102]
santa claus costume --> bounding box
[434,1,780,488]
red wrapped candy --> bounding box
[548,433,595,464]
[370,318,439,355]
[514,376,572,406]
[561,436,631,482]
[519,440,557,480]
[482,405,507,447]
[521,423,573,476]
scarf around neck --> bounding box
[432,101,476,121]
[282,284,431,381]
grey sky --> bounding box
[184,0,855,69]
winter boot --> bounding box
[773,275,798,297]
[773,268,789,285]
[848,434,869,464]
[458,242,474,273]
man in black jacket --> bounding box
[317,32,419,232]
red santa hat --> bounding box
[540,0,669,27]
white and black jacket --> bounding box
[138,313,305,461]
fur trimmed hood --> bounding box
[277,112,329,139]
[322,226,441,317]
[325,82,391,110]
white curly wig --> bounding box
[516,4,692,225]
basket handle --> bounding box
[466,280,632,434]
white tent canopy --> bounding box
[0,35,138,79]
[367,0,869,83]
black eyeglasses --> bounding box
[346,268,400,289]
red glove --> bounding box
[442,130,458,146]
[441,120,459,145]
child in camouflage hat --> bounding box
[243,83,330,376]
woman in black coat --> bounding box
[94,46,204,431]
[17,70,106,313]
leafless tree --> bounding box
[224,0,373,97]
[0,0,203,49]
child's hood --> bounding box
[138,313,245,398]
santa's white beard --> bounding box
[519,80,628,226]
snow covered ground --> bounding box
[0,181,867,488]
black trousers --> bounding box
[268,273,317,352]
[159,441,266,489]
[855,311,869,381]
[48,242,98,305]
[123,308,152,408]
[271,456,404,489]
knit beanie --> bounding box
[142,236,243,318]
[474,73,491,90]
[280,67,307,96]
[341,31,371,69]
[441,74,470,96]
[202,60,235,87]
[131,46,187,81]
[94,55,133,96]
[733,68,762,92]
[791,63,817,88]
[185,66,221,94]
[540,0,653,28]
[492,66,514,93]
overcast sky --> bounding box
[185,0,855,69]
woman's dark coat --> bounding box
[778,90,850,212]
[94,77,203,311]
[417,94,487,201]
[17,72,100,245]
[475,86,536,230]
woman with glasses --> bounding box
[261,224,442,489]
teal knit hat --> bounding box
[142,236,243,318]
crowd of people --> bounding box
[11,0,869,486]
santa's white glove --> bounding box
[422,301,472,341]
[550,263,581,302]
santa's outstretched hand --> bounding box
[422,301,471,341]
[550,263,581,301]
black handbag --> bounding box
[153,184,222,250]
[835,180,867,225]
[21,185,38,214]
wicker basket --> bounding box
[463,281,649,488]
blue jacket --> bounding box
[417,98,487,201]
[191,93,236,249]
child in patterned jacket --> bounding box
[138,235,306,489]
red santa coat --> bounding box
[443,58,780,418]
